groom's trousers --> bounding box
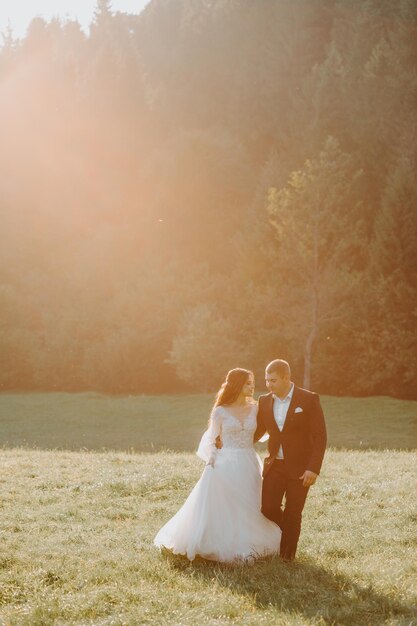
[261,459,310,561]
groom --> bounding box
[254,359,327,561]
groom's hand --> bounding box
[299,470,317,487]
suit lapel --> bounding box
[264,393,280,435]
[282,385,300,432]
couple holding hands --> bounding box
[155,359,327,564]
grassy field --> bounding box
[0,393,416,451]
[0,447,415,625]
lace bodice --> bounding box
[196,403,258,463]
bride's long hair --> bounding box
[213,368,254,408]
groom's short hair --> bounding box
[266,359,291,378]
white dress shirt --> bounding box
[273,383,294,459]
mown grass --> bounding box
[0,448,415,625]
[0,393,416,451]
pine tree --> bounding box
[93,0,113,27]
[0,22,18,79]
[364,154,417,395]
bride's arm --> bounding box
[196,407,222,466]
[253,400,268,442]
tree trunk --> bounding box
[304,283,318,389]
[303,325,316,390]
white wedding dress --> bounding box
[154,403,281,563]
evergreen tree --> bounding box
[93,0,113,28]
[363,154,417,396]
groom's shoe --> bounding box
[280,549,295,562]
[280,554,295,563]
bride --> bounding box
[154,368,281,563]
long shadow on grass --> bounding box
[162,552,415,625]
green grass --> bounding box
[0,393,416,452]
[0,448,415,625]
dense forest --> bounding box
[0,0,416,397]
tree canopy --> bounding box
[0,0,416,397]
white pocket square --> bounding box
[294,407,303,413]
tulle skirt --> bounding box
[154,448,281,563]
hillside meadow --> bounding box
[0,393,416,452]
[0,394,415,624]
[0,447,415,625]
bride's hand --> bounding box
[206,458,215,468]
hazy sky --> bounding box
[0,0,150,39]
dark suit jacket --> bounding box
[254,386,327,479]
